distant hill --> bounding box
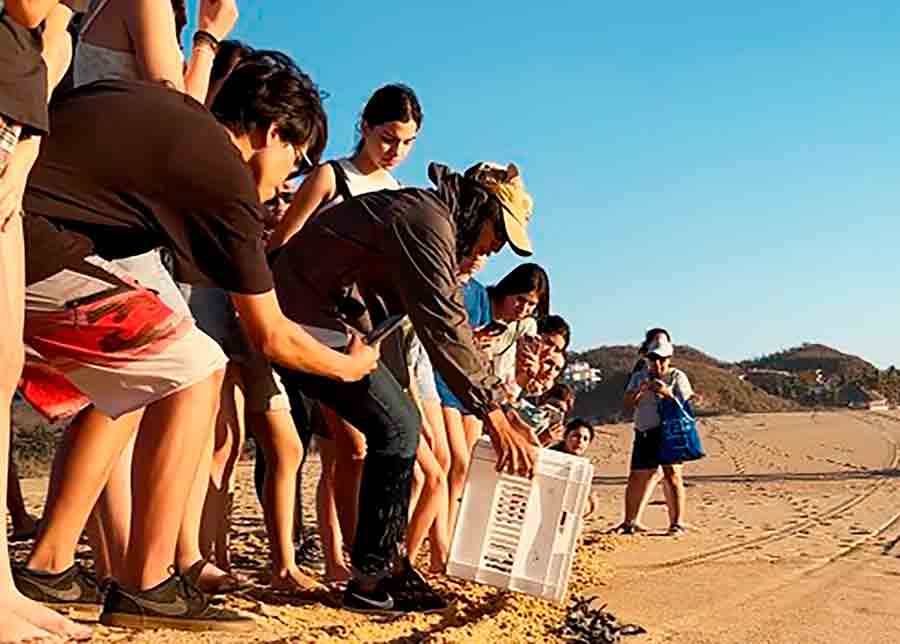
[570,345,798,422]
[576,344,733,376]
[740,343,877,379]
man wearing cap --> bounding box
[270,160,538,613]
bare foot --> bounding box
[270,567,325,593]
[0,612,57,644]
[323,563,351,586]
[181,560,248,595]
[1,591,91,642]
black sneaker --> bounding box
[99,574,256,632]
[382,560,448,614]
[342,579,398,615]
[13,564,103,621]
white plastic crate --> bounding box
[447,437,594,602]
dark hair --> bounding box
[564,418,594,442]
[539,383,575,410]
[205,40,256,108]
[211,59,328,168]
[639,327,671,355]
[538,315,571,351]
[487,264,551,318]
[453,184,503,263]
[171,0,187,41]
[354,84,422,154]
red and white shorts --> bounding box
[20,256,227,420]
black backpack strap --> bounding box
[329,160,354,202]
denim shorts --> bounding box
[630,426,663,471]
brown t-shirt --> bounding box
[0,11,48,133]
[23,80,273,294]
[272,177,504,416]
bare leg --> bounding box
[247,407,318,590]
[422,401,450,477]
[406,436,449,568]
[635,468,663,525]
[1,214,90,641]
[623,469,658,527]
[208,367,245,570]
[28,407,142,574]
[409,462,424,522]
[84,509,112,583]
[332,420,365,550]
[123,372,222,591]
[420,401,451,571]
[6,448,36,537]
[85,431,137,582]
[461,415,483,453]
[444,408,470,541]
[174,415,215,567]
[661,464,686,528]
[314,436,349,583]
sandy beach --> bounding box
[593,409,900,644]
[9,409,900,642]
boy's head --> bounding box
[212,58,327,201]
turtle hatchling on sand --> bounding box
[554,595,647,644]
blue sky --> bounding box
[193,1,898,367]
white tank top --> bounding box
[318,158,401,214]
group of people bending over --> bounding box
[0,1,596,639]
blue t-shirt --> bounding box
[434,279,490,412]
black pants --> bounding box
[276,361,420,576]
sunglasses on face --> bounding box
[648,354,670,362]
[286,148,314,180]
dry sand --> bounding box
[8,409,900,642]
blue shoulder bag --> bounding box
[657,397,705,464]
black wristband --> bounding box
[192,30,219,53]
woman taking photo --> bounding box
[441,261,549,537]
[486,263,550,395]
[618,331,695,536]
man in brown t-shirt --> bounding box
[13,60,378,631]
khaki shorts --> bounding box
[20,256,227,420]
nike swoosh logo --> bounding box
[349,592,394,611]
[132,595,191,617]
[32,580,83,602]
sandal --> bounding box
[667,524,687,536]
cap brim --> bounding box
[502,210,533,257]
